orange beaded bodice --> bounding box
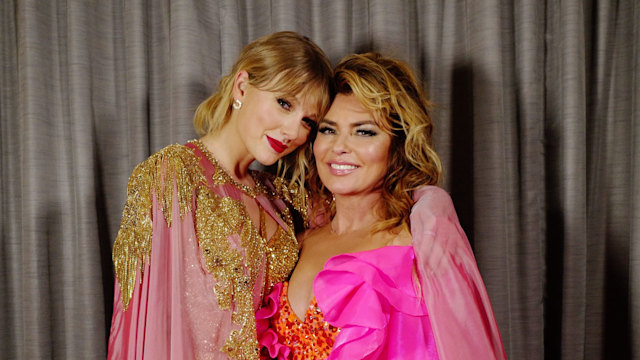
[271,281,339,359]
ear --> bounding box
[232,70,249,101]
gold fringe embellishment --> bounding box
[195,186,298,359]
[112,145,203,310]
[271,176,310,226]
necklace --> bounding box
[190,139,267,198]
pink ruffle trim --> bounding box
[256,282,290,360]
[314,246,439,359]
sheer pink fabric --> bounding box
[108,143,294,359]
[108,195,205,359]
[411,186,507,359]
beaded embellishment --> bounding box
[112,143,300,359]
[113,144,204,310]
[272,282,339,359]
[190,139,267,198]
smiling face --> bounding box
[234,71,318,166]
[313,93,392,197]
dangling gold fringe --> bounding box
[271,176,310,227]
[112,145,203,310]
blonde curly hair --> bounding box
[308,52,442,232]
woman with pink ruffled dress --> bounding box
[257,53,507,360]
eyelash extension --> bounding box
[356,129,377,136]
[318,126,335,134]
[277,98,291,110]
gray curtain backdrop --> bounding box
[1,0,638,359]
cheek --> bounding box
[363,144,387,162]
[293,128,311,146]
[313,138,329,158]
[285,139,307,156]
[367,140,392,168]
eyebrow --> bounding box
[319,119,378,127]
[318,119,336,126]
[286,95,319,119]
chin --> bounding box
[327,184,382,197]
[324,185,355,196]
[253,151,280,167]
[256,158,277,167]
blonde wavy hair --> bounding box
[308,52,443,232]
[193,31,333,203]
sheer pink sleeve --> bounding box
[411,186,507,360]
[107,145,242,359]
[107,201,201,359]
[108,188,232,359]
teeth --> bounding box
[331,164,357,170]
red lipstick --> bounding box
[267,136,287,153]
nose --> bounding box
[331,131,349,154]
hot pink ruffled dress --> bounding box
[258,186,506,359]
[314,245,440,359]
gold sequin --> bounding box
[191,139,268,199]
[113,145,203,310]
[196,181,298,359]
[271,175,310,227]
[112,143,300,360]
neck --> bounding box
[199,125,254,180]
[330,191,383,235]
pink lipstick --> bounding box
[327,161,359,175]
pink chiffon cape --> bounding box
[410,186,506,359]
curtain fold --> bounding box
[1,1,638,359]
[511,1,546,358]
[1,0,22,359]
[632,1,640,356]
[545,2,589,359]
